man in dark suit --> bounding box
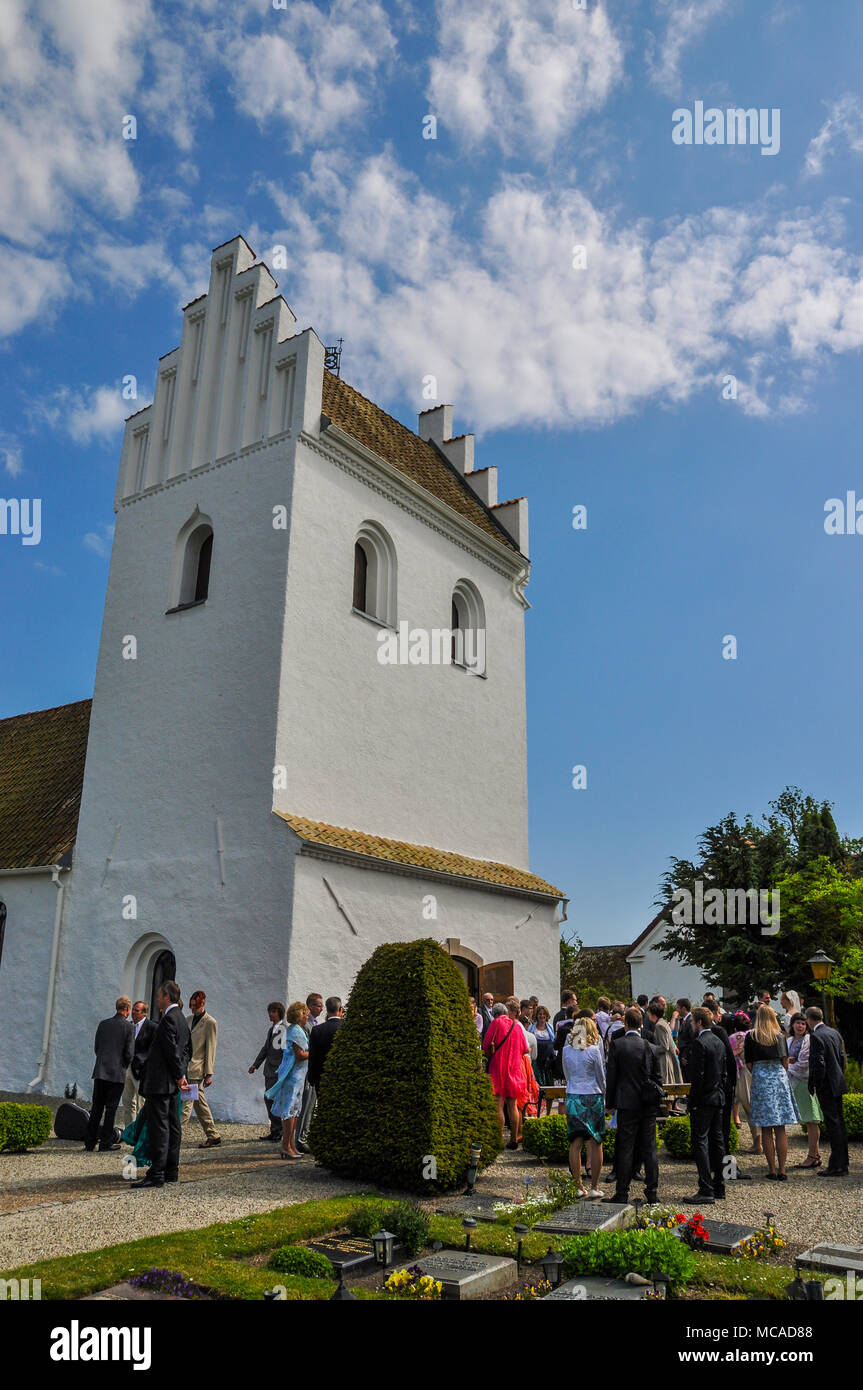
[122,1000,156,1128]
[131,981,192,1189]
[638,996,655,1042]
[705,1001,741,1172]
[676,998,695,1073]
[480,991,496,1040]
[604,1006,661,1204]
[85,997,134,1151]
[806,1007,849,1176]
[249,1001,286,1140]
[685,1007,728,1204]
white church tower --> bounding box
[21,237,564,1120]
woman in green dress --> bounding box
[787,1012,823,1168]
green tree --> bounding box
[560,929,582,991]
[655,788,863,1001]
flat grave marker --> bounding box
[533,1202,633,1236]
[697,1220,757,1255]
[414,1251,517,1301]
[797,1244,863,1277]
[546,1274,652,1302]
[305,1233,406,1275]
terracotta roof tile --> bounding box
[277,811,562,897]
[0,700,91,870]
[321,372,520,553]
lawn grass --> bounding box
[2,1192,824,1302]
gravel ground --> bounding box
[1,1115,860,1271]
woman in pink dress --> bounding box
[483,996,530,1148]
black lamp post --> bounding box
[651,1269,671,1300]
[372,1229,395,1288]
[463,1216,477,1252]
[513,1224,529,1273]
[329,1268,358,1301]
[540,1248,564,1290]
[632,1197,643,1223]
[465,1142,482,1196]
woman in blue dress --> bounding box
[744,1005,799,1180]
[265,1000,310,1159]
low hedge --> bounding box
[0,1102,52,1153]
[345,1200,430,1256]
[842,1093,863,1139]
[663,1116,739,1160]
[268,1246,334,1280]
[560,1227,695,1290]
[522,1114,617,1165]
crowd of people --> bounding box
[472,986,853,1204]
[82,976,852,1196]
[83,985,343,1187]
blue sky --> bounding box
[2,0,863,947]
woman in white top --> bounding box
[561,1015,607,1199]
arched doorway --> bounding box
[440,938,514,1002]
[150,948,177,1018]
[123,933,177,1020]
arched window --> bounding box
[150,948,177,1019]
[451,580,486,675]
[352,522,397,627]
[168,509,214,613]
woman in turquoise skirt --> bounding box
[265,1000,310,1159]
[787,1012,823,1168]
[744,1005,799,1180]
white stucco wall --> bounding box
[0,872,59,1091]
[288,851,560,1013]
[274,434,530,867]
[628,928,712,1006]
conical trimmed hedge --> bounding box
[308,938,503,1192]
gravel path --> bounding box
[1,1121,860,1270]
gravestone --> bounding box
[305,1234,406,1275]
[413,1251,517,1300]
[533,1202,633,1236]
[434,1198,501,1224]
[797,1244,863,1276]
[697,1220,757,1255]
[546,1274,654,1302]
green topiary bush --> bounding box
[309,939,502,1193]
[843,1092,863,1139]
[267,1245,335,1279]
[0,1102,52,1152]
[560,1228,695,1290]
[662,1115,739,1159]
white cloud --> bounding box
[646,0,732,94]
[267,154,863,430]
[35,384,131,444]
[427,0,623,154]
[34,560,65,576]
[0,247,70,337]
[227,0,396,152]
[804,94,863,177]
[83,522,114,558]
[0,434,23,477]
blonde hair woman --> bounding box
[744,1004,799,1179]
[265,1000,310,1159]
[562,1015,606,1198]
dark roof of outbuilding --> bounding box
[0,700,91,870]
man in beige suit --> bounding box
[180,990,221,1147]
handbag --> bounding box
[487,1019,516,1058]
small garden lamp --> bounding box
[463,1215,477,1251]
[465,1142,482,1196]
[513,1224,529,1272]
[632,1196,643,1222]
[372,1229,396,1287]
[540,1248,564,1290]
[651,1269,671,1300]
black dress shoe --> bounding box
[131,1176,164,1189]
[83,1143,96,1152]
[98,1142,121,1152]
[683,1194,715,1204]
[818,1168,848,1178]
[165,1174,179,1183]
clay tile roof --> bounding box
[321,372,520,553]
[0,700,92,870]
[276,812,563,897]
